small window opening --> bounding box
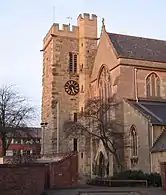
[73,138,77,151]
[74,112,77,122]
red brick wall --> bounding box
[0,164,46,195]
[48,152,78,188]
[161,162,166,190]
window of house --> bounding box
[32,150,36,155]
[33,150,40,155]
[13,138,21,144]
[68,52,77,73]
[146,73,160,97]
[23,150,27,156]
[6,150,13,156]
[73,138,77,151]
[13,150,17,156]
[73,112,77,122]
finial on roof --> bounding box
[102,18,105,30]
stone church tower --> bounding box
[42,12,166,177]
[41,13,98,158]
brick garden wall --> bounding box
[0,152,78,194]
[161,162,166,190]
[0,163,46,195]
[47,152,78,188]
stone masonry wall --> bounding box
[119,58,166,99]
[152,151,166,173]
[41,13,98,164]
[42,37,55,154]
[51,36,79,153]
[42,24,79,154]
[78,13,98,111]
[123,100,151,172]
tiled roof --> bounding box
[126,99,166,125]
[151,130,166,153]
[0,127,41,138]
[107,32,166,63]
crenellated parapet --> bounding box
[77,13,97,21]
[43,23,79,45]
[77,13,97,38]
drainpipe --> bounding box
[134,68,138,102]
[40,122,48,155]
[150,125,154,173]
[151,125,154,147]
[56,101,60,153]
[90,127,93,178]
[148,117,153,173]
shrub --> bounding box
[86,170,162,187]
[147,172,161,187]
[111,170,161,187]
[111,170,147,180]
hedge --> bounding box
[87,170,161,187]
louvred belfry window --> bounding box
[68,52,78,73]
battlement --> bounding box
[43,13,97,47]
[77,13,97,21]
[43,23,79,44]
[77,13,97,38]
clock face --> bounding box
[64,80,79,96]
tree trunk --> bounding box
[1,134,7,157]
[101,139,124,174]
[113,152,123,173]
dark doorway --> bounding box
[98,152,105,178]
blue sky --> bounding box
[0,0,166,126]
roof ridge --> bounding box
[137,102,163,123]
[151,129,166,152]
[107,32,166,42]
[107,32,166,63]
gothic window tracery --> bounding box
[98,66,111,120]
[98,66,110,102]
[130,125,138,157]
[146,73,160,97]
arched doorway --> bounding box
[98,152,105,178]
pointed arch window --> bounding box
[98,66,111,102]
[68,52,78,73]
[98,66,111,121]
[146,73,160,97]
[130,125,138,157]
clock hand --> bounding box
[71,87,75,94]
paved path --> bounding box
[45,186,166,195]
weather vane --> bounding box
[66,16,72,29]
[53,5,55,23]
[102,18,105,29]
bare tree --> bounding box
[0,85,36,157]
[64,97,130,173]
